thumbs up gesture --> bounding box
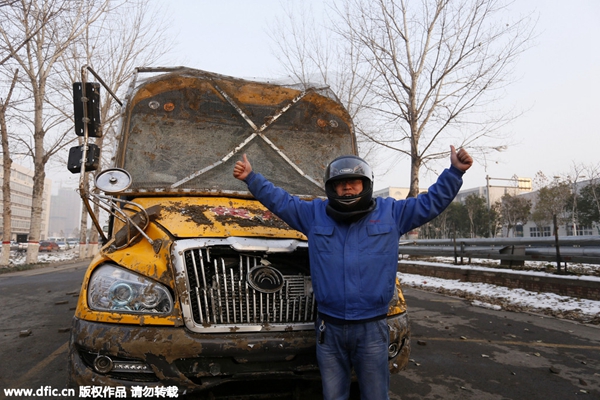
[233,153,253,180]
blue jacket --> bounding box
[244,166,464,321]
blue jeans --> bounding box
[315,316,390,400]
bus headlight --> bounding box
[88,264,173,314]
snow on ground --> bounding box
[4,246,81,268]
[398,259,600,325]
[411,256,600,277]
[399,259,600,284]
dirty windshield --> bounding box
[117,68,356,197]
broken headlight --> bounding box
[88,264,173,314]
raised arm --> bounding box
[394,145,473,233]
[232,153,315,234]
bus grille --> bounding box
[182,247,316,326]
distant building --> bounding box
[375,176,598,238]
[376,176,532,238]
[375,176,533,204]
[374,187,418,200]
[454,176,533,208]
[0,162,52,241]
[49,186,81,238]
[516,180,598,238]
[373,177,532,205]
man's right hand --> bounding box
[450,145,473,172]
[233,153,252,181]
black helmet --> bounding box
[324,155,374,211]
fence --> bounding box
[398,236,600,301]
[399,236,600,266]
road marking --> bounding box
[420,337,600,350]
[14,341,69,387]
[428,299,462,303]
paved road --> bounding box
[0,262,88,399]
[392,287,600,399]
[1,263,598,399]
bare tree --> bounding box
[580,163,600,234]
[561,163,588,236]
[56,0,172,258]
[272,0,535,197]
[0,68,18,265]
[464,193,487,238]
[337,0,535,196]
[577,173,600,235]
[532,164,600,236]
[531,180,572,231]
[489,200,502,237]
[269,2,380,164]
[0,0,113,263]
[0,0,61,66]
[500,192,531,237]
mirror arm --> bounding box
[77,189,108,242]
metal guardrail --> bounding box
[399,236,600,265]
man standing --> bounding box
[233,146,473,400]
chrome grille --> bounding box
[182,247,316,327]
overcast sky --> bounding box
[55,0,600,193]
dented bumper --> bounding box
[69,311,410,393]
[68,317,320,393]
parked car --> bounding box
[56,241,69,250]
[39,241,59,252]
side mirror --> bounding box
[94,168,132,193]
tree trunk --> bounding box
[0,69,19,266]
[407,155,421,198]
[0,103,13,266]
[553,214,563,274]
[26,93,47,264]
[25,155,46,264]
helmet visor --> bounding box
[326,157,373,182]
